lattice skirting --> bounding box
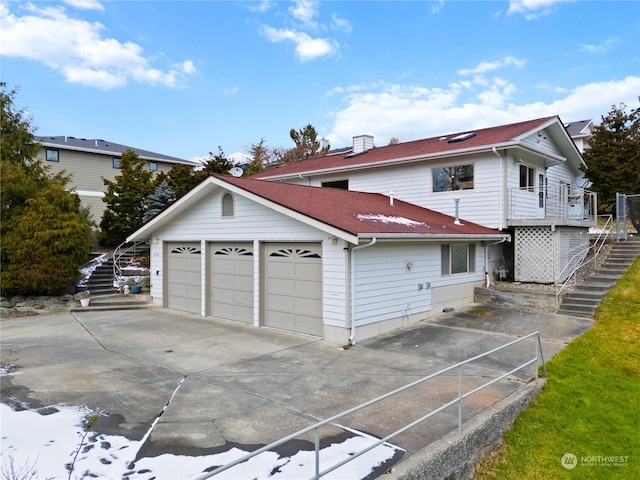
[514,226,589,283]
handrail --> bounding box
[194,331,546,480]
[112,240,150,291]
[555,214,613,305]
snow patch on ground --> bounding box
[0,403,401,479]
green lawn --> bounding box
[475,256,640,479]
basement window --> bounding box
[441,244,476,275]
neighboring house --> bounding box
[252,116,597,284]
[36,136,196,222]
[127,175,509,343]
[564,119,594,154]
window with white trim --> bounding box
[222,193,234,217]
[519,165,535,191]
[441,243,476,275]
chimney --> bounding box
[352,134,374,154]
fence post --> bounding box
[315,427,320,479]
[457,365,463,432]
[616,192,627,241]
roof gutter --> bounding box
[349,237,377,345]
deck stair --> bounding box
[558,240,640,317]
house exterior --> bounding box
[127,175,509,344]
[564,119,594,153]
[252,116,597,284]
[36,136,196,222]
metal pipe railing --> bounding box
[555,214,613,305]
[195,331,546,480]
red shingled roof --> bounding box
[214,175,504,238]
[252,116,557,179]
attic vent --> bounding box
[447,132,476,143]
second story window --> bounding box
[112,157,120,169]
[519,165,535,191]
[46,149,59,162]
[149,162,158,171]
[432,165,474,192]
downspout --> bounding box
[298,173,310,185]
[492,147,505,230]
[349,237,377,345]
[484,237,507,287]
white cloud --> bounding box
[261,26,337,62]
[63,0,104,10]
[578,38,618,53]
[507,0,569,19]
[0,3,196,89]
[289,0,319,28]
[325,76,640,146]
[431,0,445,14]
[458,56,526,76]
[247,0,274,13]
[331,13,352,33]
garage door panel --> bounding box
[167,243,202,314]
[210,243,254,324]
[264,243,323,337]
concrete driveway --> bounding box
[0,304,593,476]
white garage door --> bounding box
[264,243,323,337]
[166,243,202,314]
[210,243,254,323]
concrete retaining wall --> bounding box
[474,286,560,312]
[389,381,544,480]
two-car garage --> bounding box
[164,241,323,337]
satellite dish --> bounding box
[229,167,243,177]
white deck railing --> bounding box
[508,184,597,226]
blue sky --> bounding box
[2,0,639,162]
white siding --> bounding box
[353,243,433,327]
[352,241,485,327]
[302,153,505,229]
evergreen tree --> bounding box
[1,83,91,296]
[201,146,234,175]
[99,149,154,246]
[143,180,176,223]
[162,163,201,199]
[581,100,640,213]
[1,180,91,295]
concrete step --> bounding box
[565,289,607,300]
[557,305,595,317]
[70,294,155,312]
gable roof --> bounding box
[128,174,508,245]
[37,136,195,165]
[564,119,593,138]
[252,116,584,180]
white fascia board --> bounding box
[357,233,511,243]
[209,177,359,244]
[38,142,194,165]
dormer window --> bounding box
[222,193,234,217]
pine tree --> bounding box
[581,100,640,213]
[143,180,176,223]
[99,149,155,246]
